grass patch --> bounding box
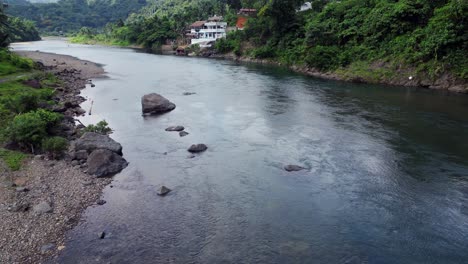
[0,148,27,171]
[0,49,35,77]
[70,35,131,47]
[335,61,395,83]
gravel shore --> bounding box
[15,51,105,79]
[0,51,113,263]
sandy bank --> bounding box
[15,51,104,79]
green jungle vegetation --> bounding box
[0,49,67,168]
[64,0,467,82]
[6,0,149,34]
[1,2,40,46]
[0,6,67,169]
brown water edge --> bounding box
[0,51,114,264]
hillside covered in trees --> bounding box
[6,0,149,33]
[0,3,40,46]
[74,0,466,86]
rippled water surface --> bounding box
[12,40,468,264]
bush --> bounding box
[0,148,27,171]
[2,92,42,114]
[83,120,112,135]
[7,109,62,152]
[42,136,68,159]
[215,32,243,56]
[251,45,277,59]
[305,45,341,71]
[0,83,54,114]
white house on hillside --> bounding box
[189,16,227,47]
[299,2,312,12]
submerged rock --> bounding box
[74,132,123,155]
[183,92,196,96]
[141,93,176,115]
[157,186,172,196]
[87,149,128,178]
[284,165,306,172]
[179,131,189,137]
[188,144,208,153]
[165,126,185,132]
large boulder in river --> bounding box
[74,132,123,155]
[142,93,176,115]
[87,149,128,177]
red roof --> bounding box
[236,16,248,29]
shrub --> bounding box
[2,93,42,114]
[83,120,112,135]
[305,45,341,71]
[42,136,68,159]
[0,148,27,171]
[251,45,277,59]
[7,109,62,152]
[0,86,54,114]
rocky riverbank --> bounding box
[208,52,468,94]
[0,51,123,263]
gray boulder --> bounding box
[74,132,123,155]
[142,93,176,115]
[87,149,128,178]
[188,144,208,153]
[179,131,189,137]
[284,165,306,172]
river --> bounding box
[11,39,468,264]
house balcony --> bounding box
[199,28,226,33]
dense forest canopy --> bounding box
[0,3,40,47]
[6,0,149,33]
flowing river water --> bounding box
[11,40,468,264]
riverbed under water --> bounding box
[11,40,468,264]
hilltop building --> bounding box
[298,2,312,12]
[188,15,227,47]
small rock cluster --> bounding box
[142,93,212,197]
